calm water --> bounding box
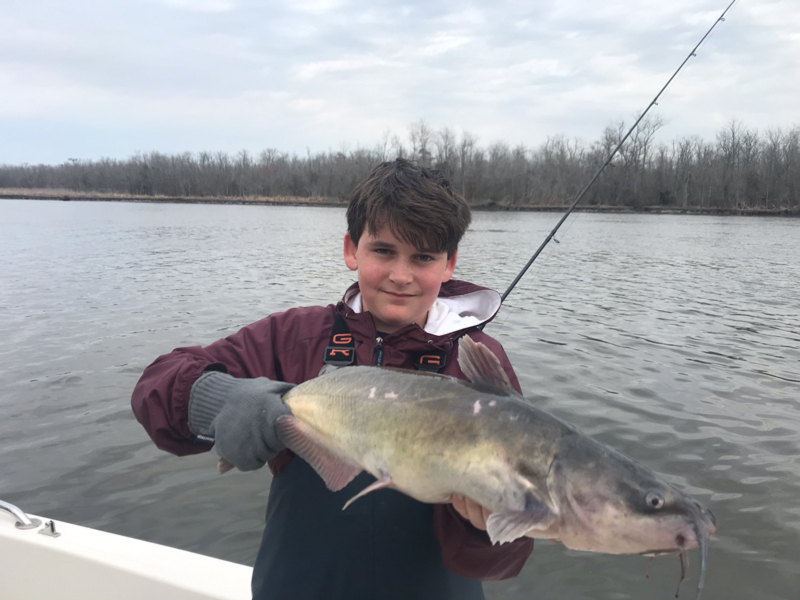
[1,199,798,599]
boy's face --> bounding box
[344,226,457,334]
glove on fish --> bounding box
[188,371,295,471]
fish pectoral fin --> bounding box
[457,335,521,397]
[342,474,394,510]
[486,504,556,545]
[275,414,363,492]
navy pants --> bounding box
[251,457,485,600]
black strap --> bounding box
[412,350,447,373]
[323,314,448,373]
[323,314,356,366]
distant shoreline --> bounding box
[2,189,798,217]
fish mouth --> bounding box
[640,517,711,557]
[678,504,718,548]
[639,510,715,599]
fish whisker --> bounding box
[675,549,688,598]
[696,523,708,600]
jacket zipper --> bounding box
[373,336,384,366]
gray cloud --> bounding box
[1,0,797,164]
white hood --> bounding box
[344,288,500,336]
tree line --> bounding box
[2,118,798,210]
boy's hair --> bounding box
[346,159,471,257]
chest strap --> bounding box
[412,350,447,373]
[323,314,448,373]
[323,314,356,367]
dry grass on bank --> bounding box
[0,188,341,205]
[2,188,797,216]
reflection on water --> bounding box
[1,200,798,599]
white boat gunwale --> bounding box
[1,498,252,600]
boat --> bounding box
[0,499,252,600]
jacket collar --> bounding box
[339,279,501,338]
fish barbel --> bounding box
[254,336,716,597]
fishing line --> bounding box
[492,0,738,317]
[493,4,738,336]
[491,208,583,335]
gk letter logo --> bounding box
[328,348,351,356]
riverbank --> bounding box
[2,188,797,216]
[0,188,340,207]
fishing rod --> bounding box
[500,0,737,304]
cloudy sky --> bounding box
[1,0,797,165]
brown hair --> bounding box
[346,159,471,257]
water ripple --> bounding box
[2,202,799,599]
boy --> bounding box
[131,159,533,600]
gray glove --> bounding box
[188,371,295,471]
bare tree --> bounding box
[408,120,433,166]
[434,127,457,181]
[2,120,797,211]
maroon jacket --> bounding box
[131,279,533,581]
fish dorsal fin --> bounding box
[457,335,520,397]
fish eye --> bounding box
[645,490,665,509]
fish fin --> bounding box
[276,414,363,492]
[217,459,235,474]
[342,474,393,510]
[486,505,556,545]
[458,335,521,397]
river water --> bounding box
[1,199,798,599]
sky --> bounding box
[1,0,798,165]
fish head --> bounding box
[547,435,717,556]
